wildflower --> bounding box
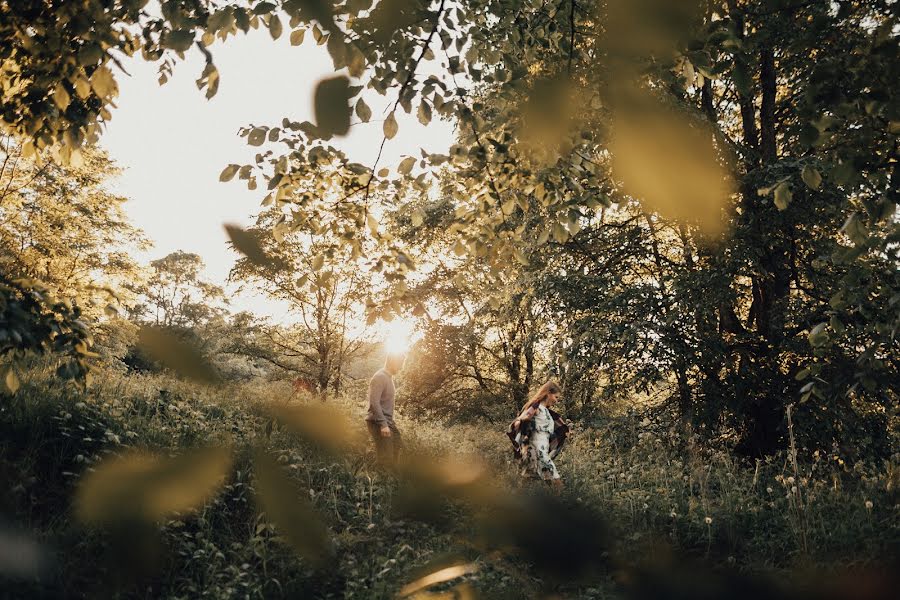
[670,510,677,518]
[704,516,713,525]
[766,487,774,493]
[865,500,873,511]
[791,486,798,494]
[786,476,795,485]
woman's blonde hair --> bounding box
[520,380,561,414]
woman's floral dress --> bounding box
[524,404,561,481]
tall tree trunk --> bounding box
[739,43,792,455]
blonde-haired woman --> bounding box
[507,381,569,487]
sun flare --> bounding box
[382,318,420,355]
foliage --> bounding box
[1,368,897,598]
[131,250,226,329]
[228,212,372,396]
[1,139,146,387]
[0,275,94,392]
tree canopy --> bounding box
[1,0,897,454]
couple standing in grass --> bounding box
[364,353,569,486]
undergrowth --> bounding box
[1,367,897,599]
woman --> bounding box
[507,381,569,487]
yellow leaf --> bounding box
[801,165,822,190]
[399,564,478,598]
[610,97,734,237]
[347,44,366,78]
[137,326,220,384]
[290,28,305,46]
[398,156,416,175]
[253,451,334,565]
[384,111,399,139]
[774,182,792,211]
[311,253,325,270]
[219,164,240,182]
[90,66,117,99]
[355,98,372,122]
[4,368,19,394]
[53,84,71,110]
[75,447,232,523]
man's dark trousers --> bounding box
[366,421,403,466]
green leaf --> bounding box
[219,164,240,182]
[398,156,416,175]
[808,323,829,347]
[384,111,399,139]
[773,182,792,211]
[248,128,267,146]
[326,34,347,69]
[224,224,284,270]
[830,315,846,335]
[290,28,306,45]
[166,29,195,52]
[355,98,372,122]
[347,44,366,78]
[77,45,103,66]
[417,101,432,126]
[314,76,352,136]
[732,59,751,96]
[52,84,71,110]
[268,14,283,39]
[801,165,822,190]
[840,213,868,245]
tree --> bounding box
[3,1,897,455]
[136,250,226,329]
[228,210,371,398]
[0,138,148,317]
[1,138,147,384]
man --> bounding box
[365,352,406,466]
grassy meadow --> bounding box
[2,364,896,599]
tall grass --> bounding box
[1,367,896,598]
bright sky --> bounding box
[102,28,456,322]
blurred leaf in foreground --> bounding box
[269,403,362,456]
[314,75,352,137]
[399,559,478,598]
[0,526,47,580]
[137,325,220,384]
[224,223,286,271]
[395,455,501,525]
[75,446,232,524]
[476,491,610,584]
[610,95,734,237]
[253,450,334,566]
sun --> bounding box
[383,318,420,355]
